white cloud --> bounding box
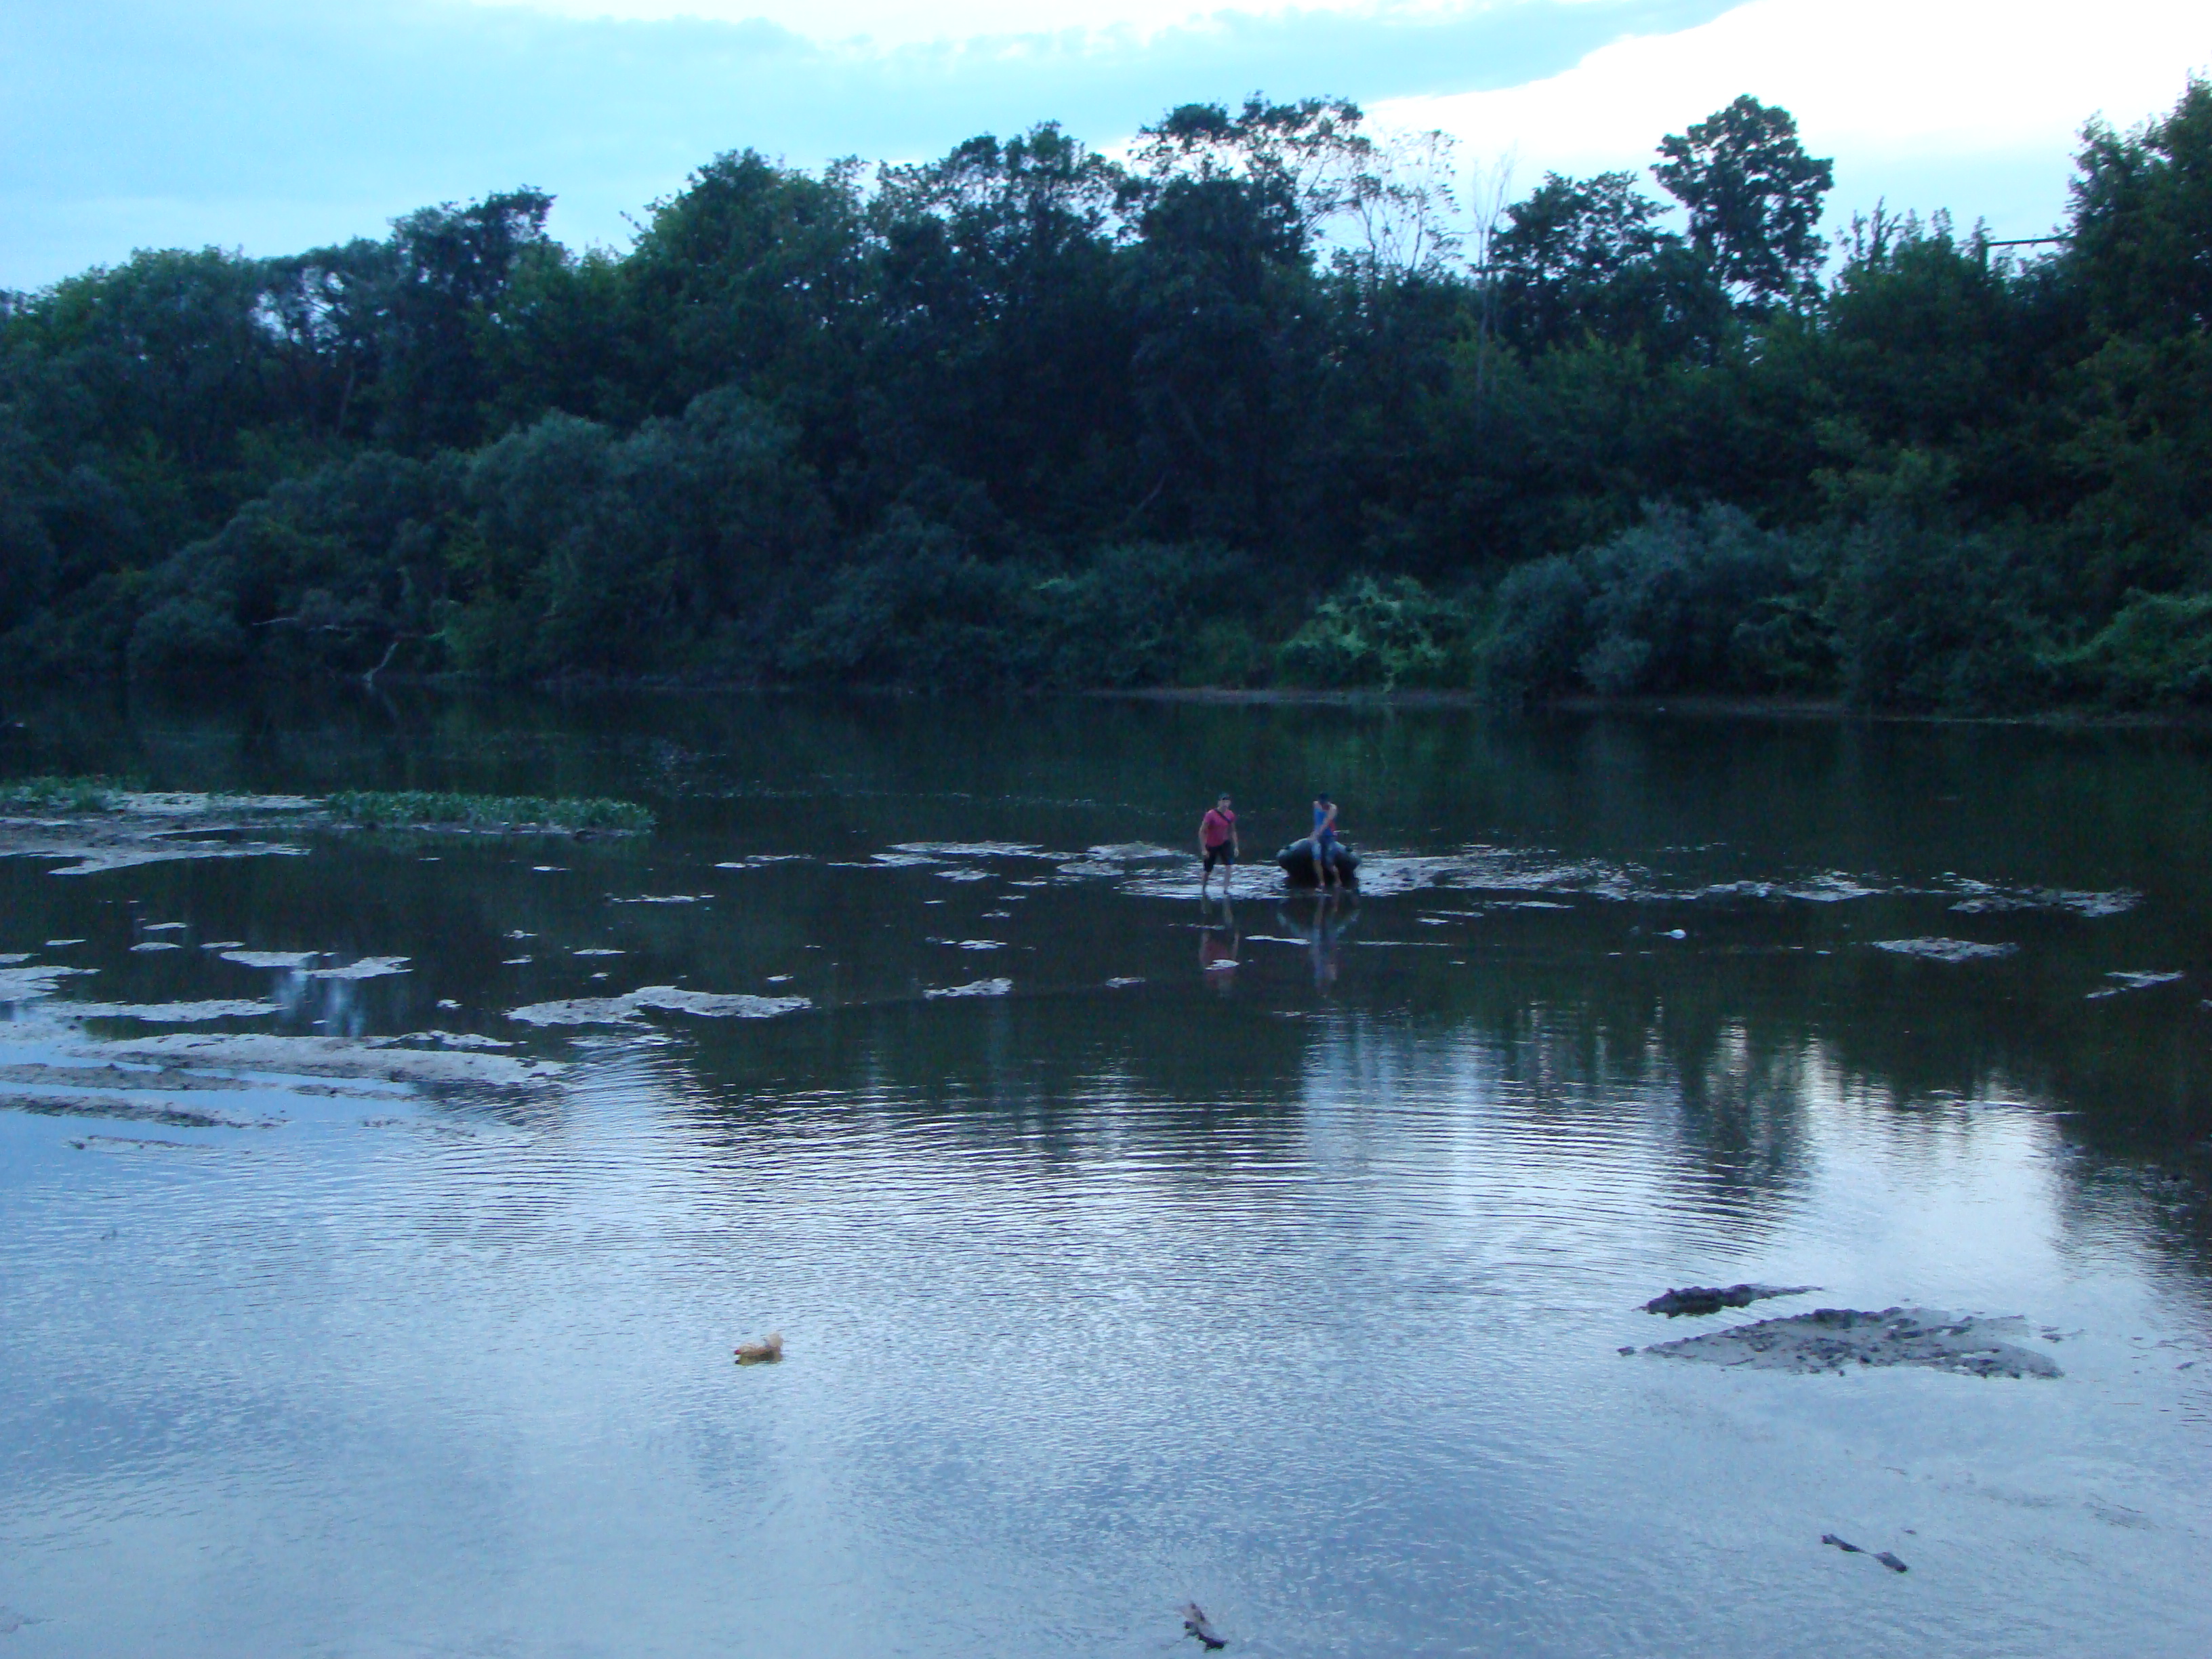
[1378,0,2211,227]
[462,0,1373,49]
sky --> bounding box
[1,0,2206,289]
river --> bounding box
[1,687,2207,1656]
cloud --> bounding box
[0,0,1729,285]
[3,0,2203,286]
[1379,0,2212,237]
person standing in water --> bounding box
[1199,794,1239,897]
[1312,794,1340,887]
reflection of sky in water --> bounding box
[1,693,2209,1655]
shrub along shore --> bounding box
[3,86,2209,714]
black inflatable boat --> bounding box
[1277,836,1359,886]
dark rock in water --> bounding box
[1277,838,1359,888]
[1650,1306,2062,1378]
[1643,1282,1817,1317]
[1181,1602,1227,1650]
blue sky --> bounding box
[3,0,2206,288]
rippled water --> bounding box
[2,690,2209,1656]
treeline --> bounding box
[2,85,2209,710]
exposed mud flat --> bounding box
[1,1090,283,1129]
[220,949,322,968]
[1641,1307,2062,1378]
[1872,939,2020,962]
[0,965,96,1000]
[65,1133,213,1154]
[2087,970,2184,999]
[927,978,1013,999]
[57,999,277,1022]
[302,956,411,980]
[88,1033,567,1088]
[1643,1283,1818,1316]
[507,987,811,1026]
[0,794,314,876]
[2,1062,270,1093]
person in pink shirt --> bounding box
[1198,794,1239,897]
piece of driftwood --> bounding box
[1822,1533,1908,1572]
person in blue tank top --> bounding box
[1312,794,1340,887]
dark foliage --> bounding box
[4,82,2211,710]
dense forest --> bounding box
[2,83,2209,710]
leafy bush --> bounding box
[1579,504,1809,693]
[325,790,653,832]
[1031,541,1254,688]
[1277,575,1467,689]
[2060,590,2212,706]
[0,775,138,813]
[1476,555,1592,704]
[1828,516,2052,711]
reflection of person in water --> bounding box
[1281,890,1353,994]
[1199,794,1239,897]
[1199,894,1240,989]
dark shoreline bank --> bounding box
[11,672,2212,733]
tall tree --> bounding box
[1654,96,1833,310]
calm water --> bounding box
[2,689,2209,1657]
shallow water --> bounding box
[2,689,2209,1656]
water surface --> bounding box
[2,690,2208,1656]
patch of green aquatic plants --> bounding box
[0,775,143,813]
[326,790,654,834]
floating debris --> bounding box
[572,948,625,957]
[926,979,1012,1000]
[1822,1534,1908,1572]
[1643,1284,1818,1317]
[1871,938,2018,962]
[1643,1307,2061,1378]
[609,894,709,905]
[128,941,180,953]
[734,1332,783,1365]
[141,921,188,933]
[1181,1603,1227,1650]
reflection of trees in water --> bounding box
[680,994,1319,1175]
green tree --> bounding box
[1655,96,1834,310]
